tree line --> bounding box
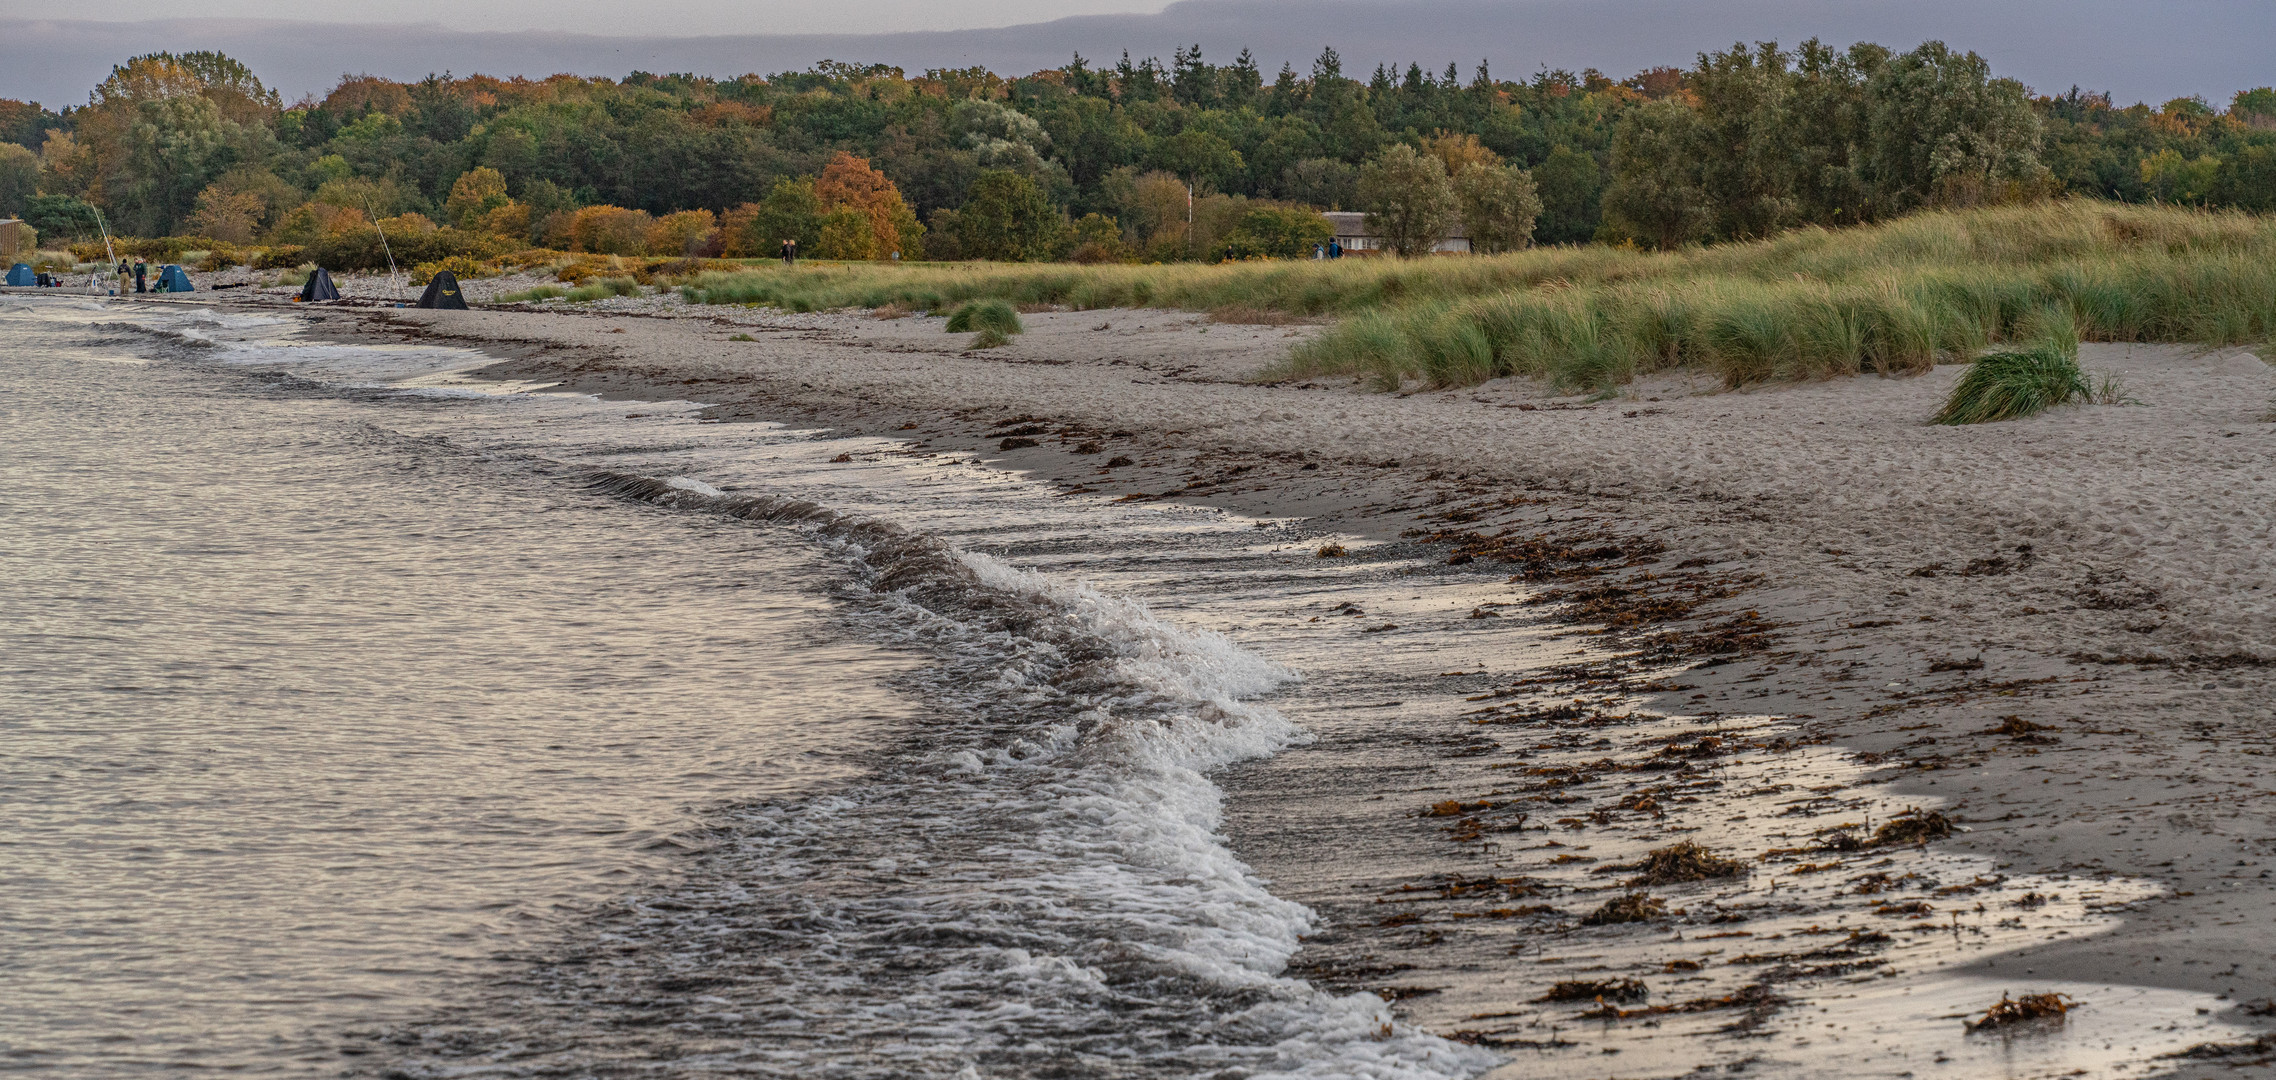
[0,40,2269,262]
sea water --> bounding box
[0,299,1481,1079]
[0,297,2249,1080]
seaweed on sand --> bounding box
[1622,841,1749,885]
[1580,893,1667,925]
[1965,992,2075,1032]
[1537,978,1649,1003]
[1870,809,1955,846]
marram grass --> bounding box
[1934,305,2091,425]
[669,202,2276,390]
[944,299,1023,336]
[1934,342,2089,424]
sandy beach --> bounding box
[254,292,2276,1069]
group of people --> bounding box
[1311,241,1346,259]
[116,258,148,293]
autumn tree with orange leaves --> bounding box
[814,152,923,259]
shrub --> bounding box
[196,245,246,272]
[410,255,489,285]
[1217,206,1335,261]
[568,206,654,255]
[645,209,718,258]
[253,245,307,270]
[945,298,1023,335]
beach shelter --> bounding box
[4,262,31,286]
[415,270,469,310]
[157,265,194,292]
[299,267,341,302]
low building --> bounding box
[0,219,35,261]
[1319,211,1469,255]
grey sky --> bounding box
[5,0,2270,110]
[41,0,1172,36]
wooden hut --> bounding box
[0,219,35,261]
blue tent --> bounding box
[157,264,193,292]
[4,263,31,286]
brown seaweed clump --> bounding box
[1538,978,1649,1003]
[1581,892,1668,925]
[1965,992,2075,1032]
[1626,841,1749,885]
[1871,809,1955,846]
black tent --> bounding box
[415,270,469,310]
[298,267,340,302]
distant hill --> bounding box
[4,0,2270,108]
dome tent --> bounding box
[157,265,193,292]
[5,263,31,286]
[299,267,341,302]
[415,270,468,310]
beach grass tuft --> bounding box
[566,276,641,302]
[1934,310,2089,425]
[946,299,1023,336]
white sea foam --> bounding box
[384,470,1499,1078]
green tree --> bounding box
[1865,42,2047,210]
[1150,127,1244,193]
[2233,88,2276,126]
[1603,101,1709,249]
[1215,205,1332,259]
[1530,146,1603,245]
[2211,143,2276,211]
[113,95,273,235]
[21,193,100,242]
[956,169,1055,260]
[815,207,877,259]
[0,143,38,216]
[747,177,821,253]
[1784,39,1884,226]
[2139,149,2221,205]
[1451,163,1541,253]
[1357,143,1456,256]
[445,166,510,228]
[1278,157,1358,209]
[1688,41,1794,240]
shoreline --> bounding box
[284,296,2276,1065]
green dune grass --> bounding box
[674,202,2276,391]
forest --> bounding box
[1,40,2271,267]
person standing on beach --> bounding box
[132,258,146,293]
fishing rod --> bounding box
[90,205,119,295]
[361,193,402,300]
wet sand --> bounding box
[268,294,2276,1071]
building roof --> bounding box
[1320,210,1468,240]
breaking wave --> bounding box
[375,471,1492,1079]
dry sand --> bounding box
[237,293,2276,1067]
